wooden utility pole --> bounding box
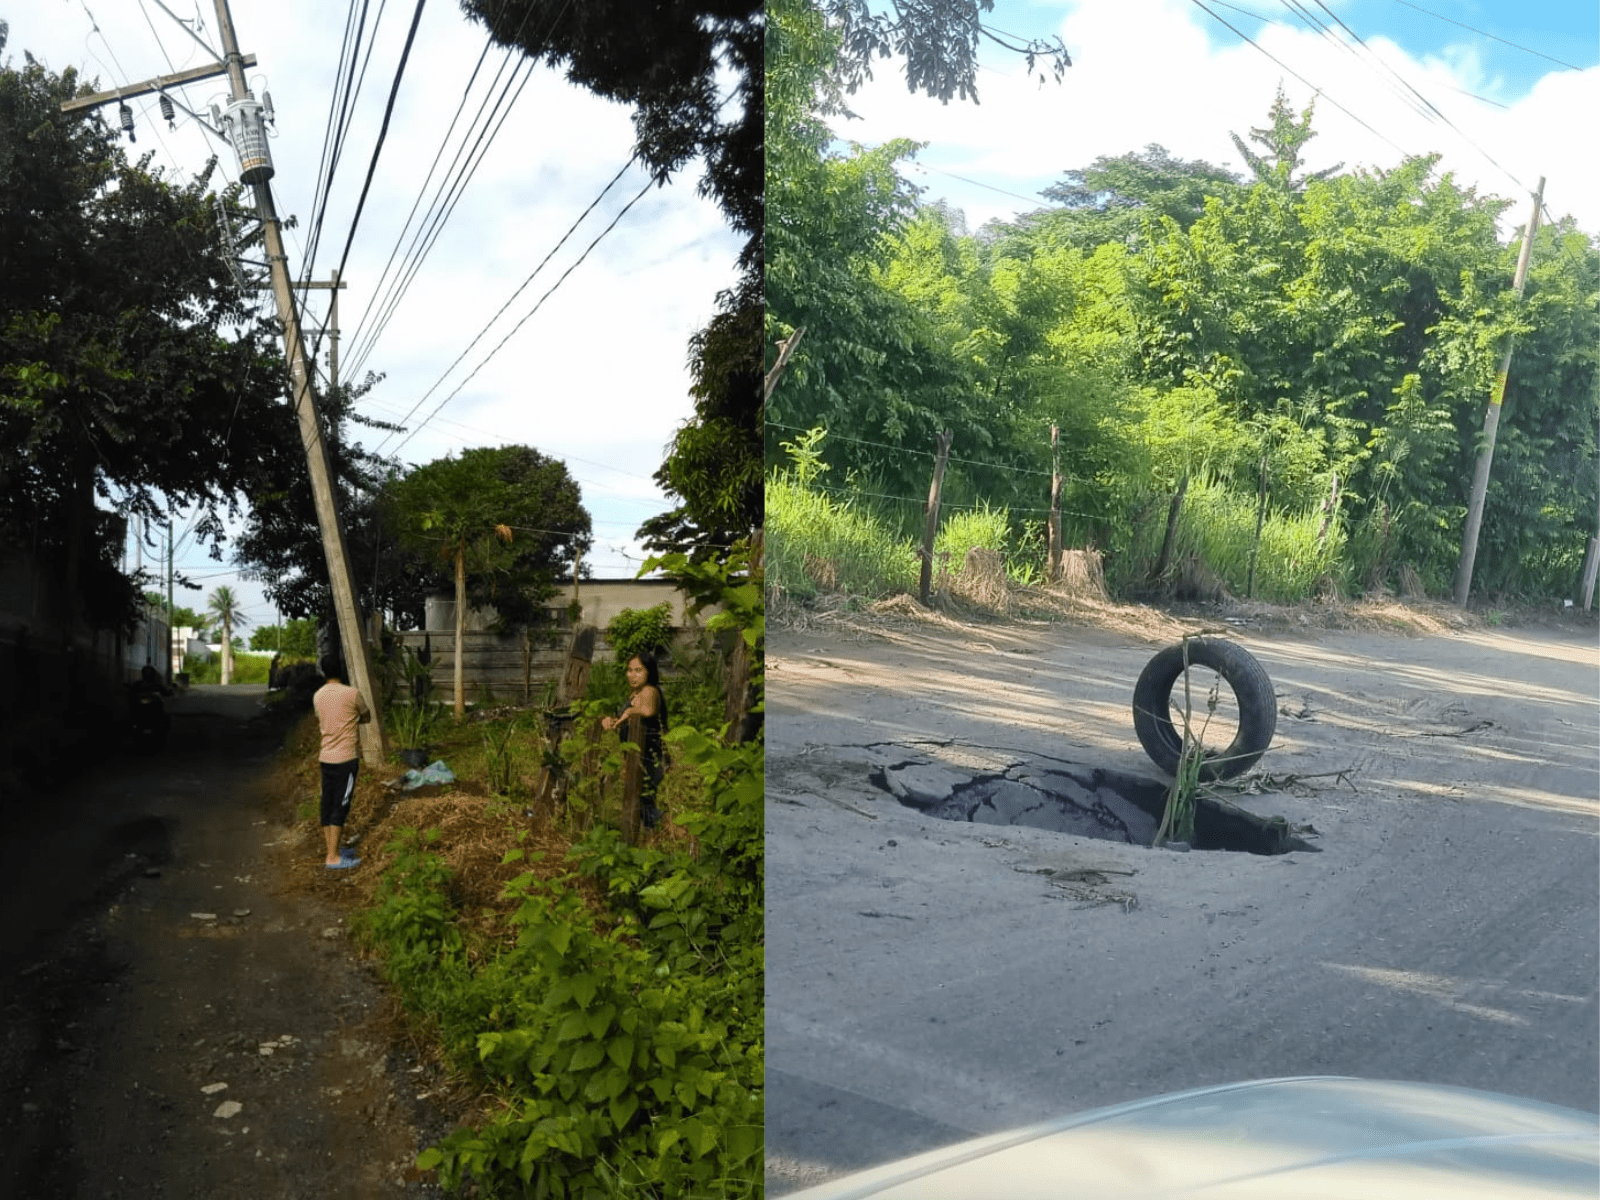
[1046,425,1063,584]
[1453,178,1544,609]
[919,431,954,606]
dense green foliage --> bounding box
[0,56,304,632]
[605,604,677,663]
[766,1,1600,604]
[184,650,272,686]
[249,617,319,656]
[358,555,762,1198]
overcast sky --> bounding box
[4,0,741,631]
[831,0,1598,237]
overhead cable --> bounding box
[373,156,639,452]
[1392,0,1586,72]
[386,170,659,458]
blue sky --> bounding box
[835,0,1598,236]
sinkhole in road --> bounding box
[870,759,1310,855]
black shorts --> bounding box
[319,759,358,827]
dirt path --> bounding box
[0,686,450,1199]
[765,603,1600,1193]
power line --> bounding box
[387,170,658,456]
[1391,0,1586,72]
[336,34,502,370]
[905,160,1046,210]
[330,0,428,298]
[343,51,536,376]
[375,158,644,454]
[1186,0,1410,158]
[335,0,573,377]
[1305,0,1527,193]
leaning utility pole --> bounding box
[60,2,386,760]
[1453,178,1544,609]
[208,0,383,760]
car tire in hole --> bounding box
[1132,638,1277,781]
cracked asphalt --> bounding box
[765,614,1600,1194]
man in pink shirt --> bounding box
[313,654,371,869]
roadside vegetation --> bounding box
[272,570,763,1199]
[767,0,1599,614]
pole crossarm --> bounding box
[59,56,257,113]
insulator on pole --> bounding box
[119,101,136,142]
[159,94,176,128]
[261,90,275,127]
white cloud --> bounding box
[5,0,742,624]
[833,0,1597,236]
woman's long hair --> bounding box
[631,651,669,731]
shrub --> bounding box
[606,603,676,664]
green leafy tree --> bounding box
[0,57,302,632]
[384,445,591,718]
[1229,84,1342,194]
[822,0,1070,103]
[205,586,248,685]
[248,617,318,657]
[2,72,313,640]
[1035,144,1242,245]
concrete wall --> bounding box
[396,579,716,706]
[0,547,160,793]
[422,577,713,635]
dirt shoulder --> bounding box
[766,592,1600,1193]
[0,686,454,1199]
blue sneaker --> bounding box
[325,856,361,870]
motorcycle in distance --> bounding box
[127,664,171,752]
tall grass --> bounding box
[768,473,919,601]
[1122,477,1345,601]
[935,503,1009,576]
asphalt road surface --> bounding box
[765,617,1600,1193]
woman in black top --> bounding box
[602,651,668,828]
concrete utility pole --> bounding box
[1453,177,1544,609]
[208,0,383,761]
[60,2,385,760]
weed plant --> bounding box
[1117,477,1344,601]
[767,473,918,601]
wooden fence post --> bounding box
[1047,425,1062,583]
[919,430,954,606]
[621,712,643,844]
[1150,472,1189,583]
[1247,451,1268,599]
[559,624,597,705]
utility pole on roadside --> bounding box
[61,0,385,761]
[296,270,346,388]
[1453,177,1544,609]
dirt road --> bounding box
[0,686,447,1199]
[765,605,1600,1193]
